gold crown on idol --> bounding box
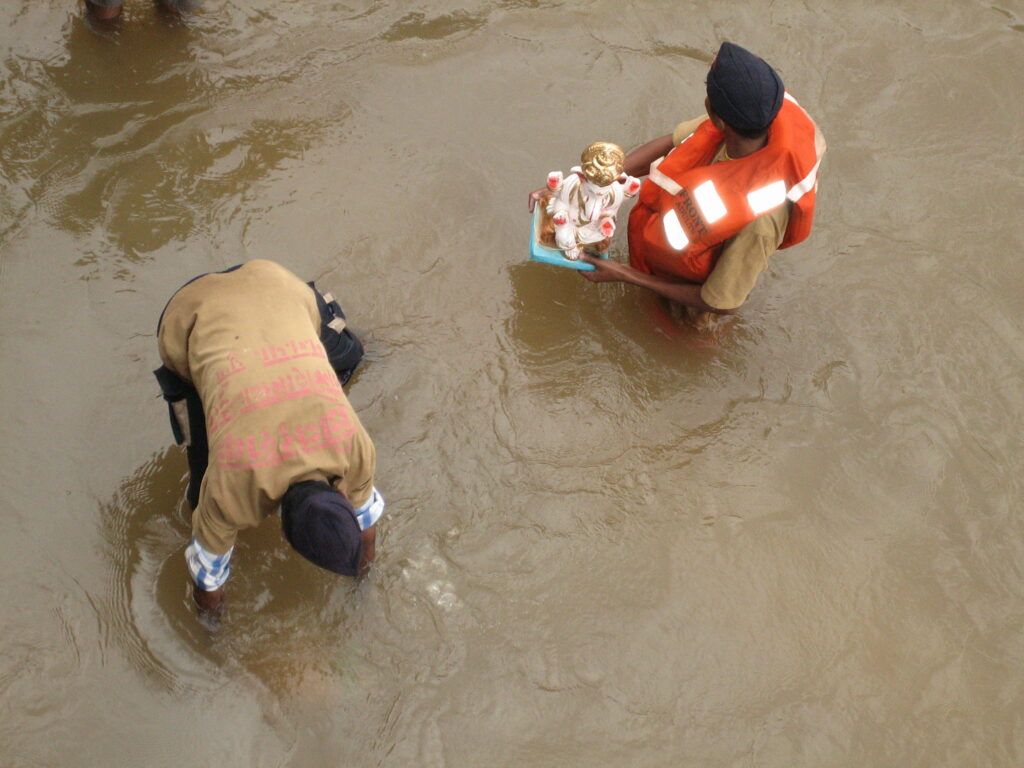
[580,141,625,187]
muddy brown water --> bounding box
[2,1,1023,765]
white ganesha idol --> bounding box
[538,142,641,261]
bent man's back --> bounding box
[157,259,376,555]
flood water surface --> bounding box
[1,1,1023,765]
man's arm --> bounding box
[622,134,674,178]
[186,536,233,613]
[186,492,241,615]
[578,255,736,314]
[358,526,376,577]
[579,198,789,312]
[194,583,225,612]
[350,485,384,577]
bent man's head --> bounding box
[281,480,364,576]
[705,41,785,139]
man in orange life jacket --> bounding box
[540,42,826,316]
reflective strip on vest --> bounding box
[662,209,690,250]
[648,157,682,195]
[693,180,727,224]
[787,157,820,203]
[747,180,788,215]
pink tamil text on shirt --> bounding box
[259,338,327,367]
[216,405,358,470]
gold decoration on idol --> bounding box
[579,141,625,187]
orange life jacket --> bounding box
[627,94,825,282]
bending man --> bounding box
[154,259,384,613]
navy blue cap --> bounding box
[706,42,785,133]
[281,481,362,577]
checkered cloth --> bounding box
[185,538,232,591]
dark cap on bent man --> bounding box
[281,480,363,576]
[706,41,785,134]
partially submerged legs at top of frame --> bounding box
[85,0,206,21]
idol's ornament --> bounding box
[529,142,641,270]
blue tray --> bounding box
[529,205,607,271]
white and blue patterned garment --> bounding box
[185,486,386,591]
[353,487,385,531]
[185,537,233,591]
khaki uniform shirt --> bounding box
[671,117,791,311]
[157,259,376,554]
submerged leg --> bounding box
[86,0,123,20]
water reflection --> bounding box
[3,0,1021,761]
[1,11,336,271]
[505,254,738,399]
[96,445,480,757]
[97,447,366,704]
